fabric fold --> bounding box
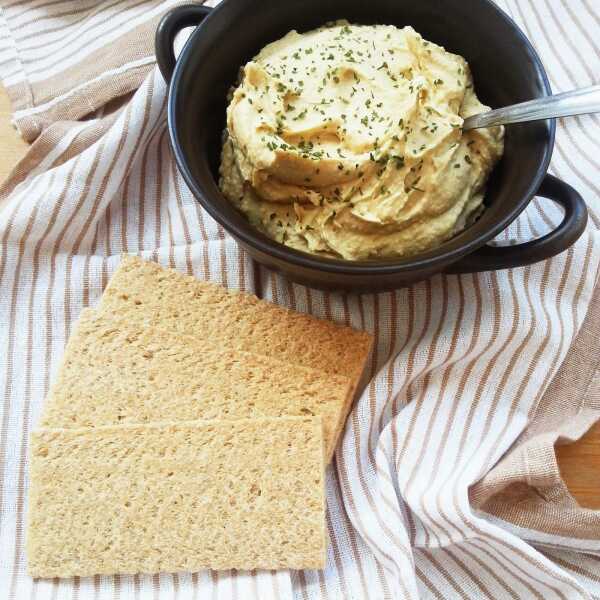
[471,283,600,547]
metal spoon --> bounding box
[462,84,600,130]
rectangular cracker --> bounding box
[98,256,373,389]
[27,417,326,577]
[40,309,351,459]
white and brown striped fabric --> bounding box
[1,1,599,598]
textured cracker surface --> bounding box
[40,310,350,459]
[27,418,326,577]
[98,256,373,385]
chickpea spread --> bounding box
[219,22,504,260]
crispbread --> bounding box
[98,255,373,388]
[40,309,350,459]
[27,418,326,577]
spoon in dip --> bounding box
[463,84,600,130]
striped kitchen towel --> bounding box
[0,1,599,598]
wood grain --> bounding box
[0,84,598,509]
[556,421,600,509]
[0,87,28,184]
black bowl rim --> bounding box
[167,0,556,276]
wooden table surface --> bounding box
[1,86,599,509]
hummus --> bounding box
[219,22,504,260]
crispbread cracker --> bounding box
[40,309,350,459]
[27,418,326,577]
[98,255,373,387]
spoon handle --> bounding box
[462,84,600,130]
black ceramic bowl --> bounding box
[155,0,588,292]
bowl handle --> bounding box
[155,4,212,84]
[445,174,588,274]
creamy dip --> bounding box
[219,22,504,260]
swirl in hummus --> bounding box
[219,22,504,260]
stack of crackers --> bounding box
[27,256,373,578]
